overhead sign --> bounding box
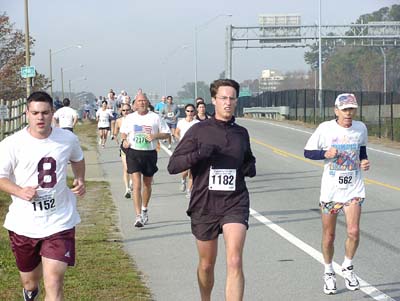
[0,104,8,120]
[21,66,36,78]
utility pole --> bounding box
[24,0,32,97]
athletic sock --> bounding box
[342,256,353,269]
[324,263,334,274]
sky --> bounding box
[2,0,398,99]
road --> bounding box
[96,118,400,301]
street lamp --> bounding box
[60,64,84,99]
[380,47,387,105]
[162,45,188,95]
[194,13,232,99]
[49,44,82,97]
[24,0,31,97]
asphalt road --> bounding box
[97,118,400,301]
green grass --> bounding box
[0,121,152,300]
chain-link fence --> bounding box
[237,89,400,142]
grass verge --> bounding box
[0,121,152,300]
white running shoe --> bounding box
[323,273,337,295]
[342,265,360,291]
[134,215,144,228]
[185,190,191,199]
[180,180,186,192]
[142,210,148,225]
[168,144,172,150]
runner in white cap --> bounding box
[304,93,370,295]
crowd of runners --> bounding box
[0,79,371,300]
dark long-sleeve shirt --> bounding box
[168,117,256,216]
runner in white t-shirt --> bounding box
[304,93,370,295]
[96,100,113,148]
[0,91,85,301]
[174,103,199,197]
[53,98,78,132]
[120,92,170,228]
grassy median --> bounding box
[0,121,152,300]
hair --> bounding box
[185,103,195,111]
[27,91,53,107]
[210,79,240,98]
[195,97,204,104]
[196,101,206,108]
[102,100,108,105]
[62,98,70,106]
[167,95,173,100]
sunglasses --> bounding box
[121,109,130,112]
[186,110,194,113]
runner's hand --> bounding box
[360,159,370,171]
[324,147,338,159]
[71,178,86,196]
[198,144,219,160]
[18,185,38,201]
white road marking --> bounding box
[250,208,395,301]
[162,137,395,300]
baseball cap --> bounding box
[335,93,358,110]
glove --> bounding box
[198,144,218,160]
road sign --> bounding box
[20,66,36,78]
[0,104,8,120]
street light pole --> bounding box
[318,0,323,117]
[380,47,387,105]
[49,44,82,98]
[24,0,32,97]
[194,14,232,99]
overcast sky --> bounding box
[3,0,397,99]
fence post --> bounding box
[359,92,363,122]
[0,99,4,141]
[303,89,307,123]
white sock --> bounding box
[141,206,147,212]
[324,263,334,274]
[342,256,353,268]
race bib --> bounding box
[335,170,355,189]
[32,190,56,217]
[167,112,174,118]
[209,168,236,191]
[134,133,150,149]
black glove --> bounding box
[198,144,218,160]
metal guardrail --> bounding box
[243,106,290,119]
[0,98,27,141]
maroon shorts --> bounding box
[8,228,76,272]
[190,212,249,241]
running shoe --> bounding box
[323,273,337,295]
[23,287,39,301]
[142,209,149,225]
[180,180,186,192]
[168,144,172,150]
[134,215,144,228]
[124,189,131,199]
[111,135,115,140]
[185,190,191,199]
[342,265,360,291]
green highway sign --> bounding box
[20,66,36,78]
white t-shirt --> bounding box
[96,109,113,128]
[53,106,78,128]
[176,118,199,140]
[304,119,368,203]
[0,127,84,238]
[120,111,170,151]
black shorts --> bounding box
[126,149,158,177]
[190,211,249,241]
